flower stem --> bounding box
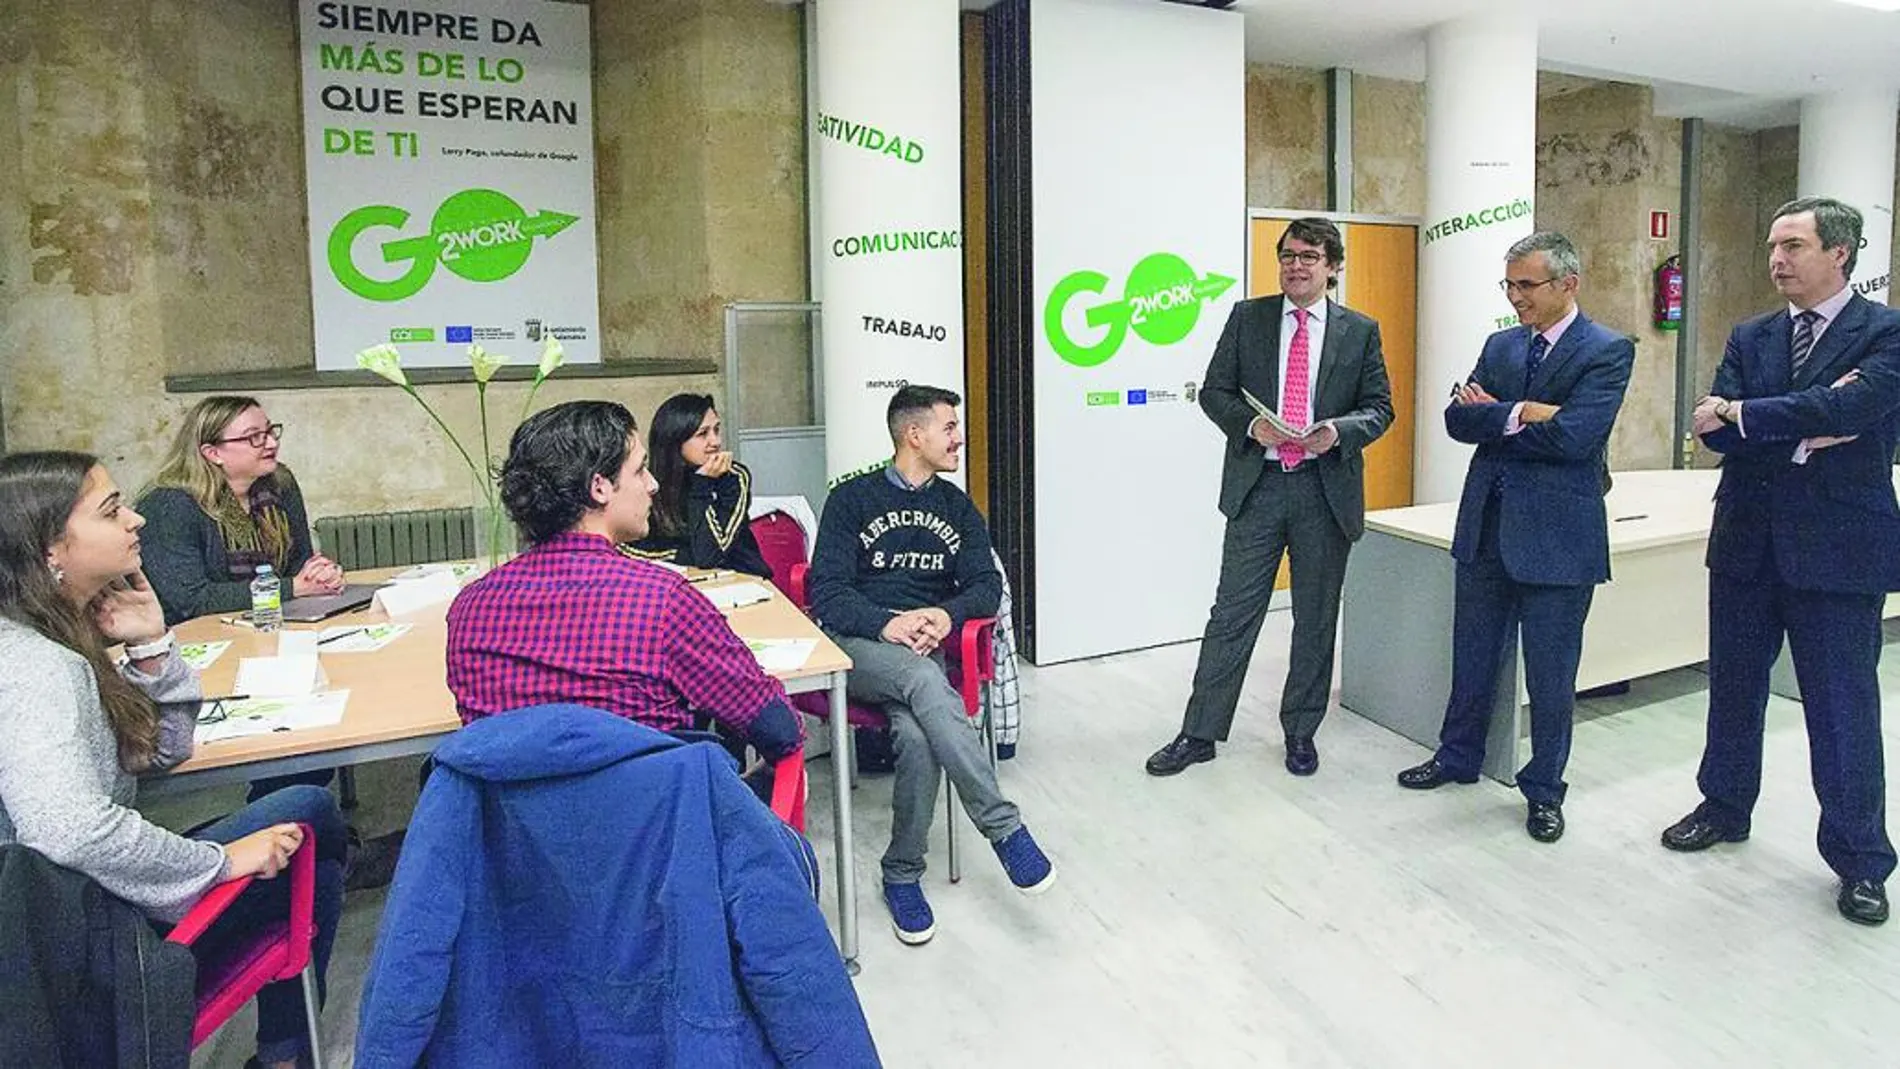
[405,385,491,504]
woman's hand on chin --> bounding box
[90,570,167,646]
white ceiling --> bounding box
[956,0,1900,129]
[1231,0,1900,129]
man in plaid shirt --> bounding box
[446,401,802,763]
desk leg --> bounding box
[829,672,860,974]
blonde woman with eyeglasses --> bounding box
[138,396,344,627]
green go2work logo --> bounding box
[328,188,580,303]
[1044,252,1235,368]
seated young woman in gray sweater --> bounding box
[0,451,346,1069]
[138,395,346,627]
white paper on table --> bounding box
[176,641,232,672]
[234,654,325,698]
[373,570,460,617]
[196,691,350,744]
[745,638,818,673]
[314,623,412,653]
[388,561,478,583]
[277,631,321,658]
[700,582,773,613]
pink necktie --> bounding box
[1278,307,1311,470]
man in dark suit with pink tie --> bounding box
[1396,232,1634,844]
[1662,196,1900,927]
[1146,217,1393,779]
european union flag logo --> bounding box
[1127,389,1148,405]
[446,325,473,343]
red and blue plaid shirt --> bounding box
[445,532,798,755]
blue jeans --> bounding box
[188,785,346,1065]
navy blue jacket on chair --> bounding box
[354,704,879,1068]
[1702,293,1900,593]
[1445,314,1637,587]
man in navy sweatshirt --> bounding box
[809,384,1056,946]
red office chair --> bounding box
[166,822,324,1068]
[770,748,808,833]
[751,510,809,602]
[787,563,1000,882]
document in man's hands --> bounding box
[1240,387,1309,438]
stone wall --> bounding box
[1534,75,1682,471]
[1244,64,1327,210]
[0,0,804,516]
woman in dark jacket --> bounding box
[622,394,772,579]
[138,396,345,627]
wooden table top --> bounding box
[166,565,850,776]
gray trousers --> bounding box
[1181,465,1353,742]
[833,633,1022,884]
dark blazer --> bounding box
[1199,294,1394,538]
[138,477,316,626]
[623,462,773,579]
[1445,313,1635,587]
[1701,293,1900,594]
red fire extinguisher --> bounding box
[1654,255,1684,331]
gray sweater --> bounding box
[0,619,225,922]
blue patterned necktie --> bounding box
[1791,309,1821,380]
[1527,331,1550,379]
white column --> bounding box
[1799,90,1897,305]
[811,0,967,484]
[1416,13,1539,504]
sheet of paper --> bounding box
[1240,386,1309,437]
[277,631,321,658]
[196,691,350,744]
[314,622,412,653]
[388,561,479,583]
[234,654,325,698]
[176,641,231,673]
[373,570,460,617]
[701,581,774,613]
[746,637,818,673]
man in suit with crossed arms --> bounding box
[1146,216,1393,779]
[1396,232,1634,843]
[1662,196,1900,927]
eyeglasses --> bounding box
[213,423,284,449]
[1498,278,1558,295]
[1278,250,1327,267]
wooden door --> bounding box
[1247,215,1418,590]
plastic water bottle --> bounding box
[250,564,283,633]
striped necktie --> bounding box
[1790,309,1821,380]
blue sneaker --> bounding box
[992,825,1056,895]
[883,881,936,945]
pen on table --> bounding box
[688,570,730,584]
[203,694,251,704]
[219,616,256,629]
[1613,514,1649,522]
[317,627,367,646]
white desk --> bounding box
[1340,470,1720,783]
[1341,467,1900,783]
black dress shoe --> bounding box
[1526,801,1565,843]
[1396,758,1479,790]
[1284,737,1318,777]
[1146,734,1216,776]
[1660,809,1750,852]
[1838,879,1890,926]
